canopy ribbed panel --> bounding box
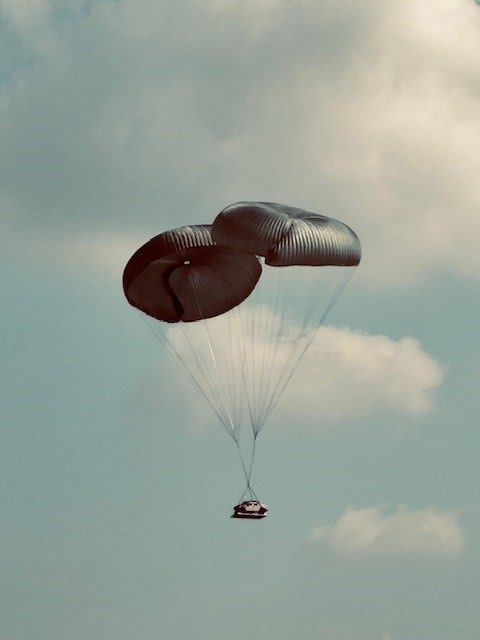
[125,256,182,323]
[123,225,261,323]
[169,249,261,322]
[212,202,361,266]
[123,224,214,288]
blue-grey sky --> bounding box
[1,1,479,639]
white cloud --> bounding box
[137,304,444,434]
[1,0,49,30]
[1,0,479,287]
[0,0,55,52]
[0,217,144,285]
[278,325,444,427]
[310,504,464,558]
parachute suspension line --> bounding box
[261,330,313,424]
[227,307,259,496]
[225,313,236,427]
[202,317,239,441]
[227,309,246,439]
[235,440,249,480]
[260,268,356,423]
[249,303,257,431]
[259,301,313,424]
[311,267,355,331]
[141,317,231,433]
[179,323,237,440]
[254,270,282,437]
[143,314,242,443]
[182,295,240,441]
[237,415,260,502]
[236,438,260,504]
[237,484,259,504]
[233,304,256,433]
[192,292,240,441]
[254,268,287,434]
[255,298,268,429]
[261,268,324,422]
[231,304,261,492]
[246,433,257,485]
[232,262,288,440]
[265,269,356,413]
[230,306,250,420]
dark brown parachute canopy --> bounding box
[212,202,361,266]
[123,224,262,322]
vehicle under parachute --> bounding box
[231,500,269,519]
[123,202,361,518]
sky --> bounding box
[1,0,480,638]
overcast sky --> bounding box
[1,1,480,639]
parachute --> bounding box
[123,203,361,514]
[123,224,261,322]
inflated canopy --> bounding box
[123,224,261,322]
[212,202,361,266]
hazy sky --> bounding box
[1,1,480,639]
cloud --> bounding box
[278,325,444,426]
[139,303,443,434]
[1,0,50,32]
[1,0,479,287]
[0,218,144,284]
[310,504,464,558]
[0,0,54,53]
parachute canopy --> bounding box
[123,203,361,510]
[211,201,361,267]
[123,224,261,322]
